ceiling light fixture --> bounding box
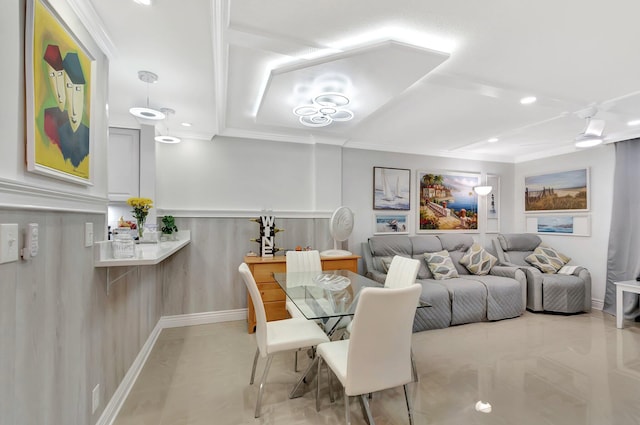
[520,96,537,105]
[133,0,152,6]
[487,137,499,143]
[293,92,354,127]
[129,70,165,121]
[574,137,603,148]
[154,108,181,144]
[181,122,192,127]
[627,119,640,127]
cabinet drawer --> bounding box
[253,263,286,282]
[322,259,357,272]
[264,301,289,321]
[258,282,286,302]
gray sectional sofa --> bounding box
[361,234,526,332]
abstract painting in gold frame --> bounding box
[26,0,95,185]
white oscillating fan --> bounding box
[321,206,354,257]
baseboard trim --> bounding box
[592,298,604,311]
[96,308,247,425]
[159,309,247,328]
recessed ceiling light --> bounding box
[487,137,499,143]
[155,135,181,144]
[627,119,640,126]
[520,96,537,105]
[181,122,192,127]
[133,0,152,5]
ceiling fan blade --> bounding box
[584,118,605,137]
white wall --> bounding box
[514,144,615,306]
[154,136,342,215]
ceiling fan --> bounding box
[575,108,605,148]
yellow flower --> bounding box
[127,197,153,220]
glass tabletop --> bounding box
[273,270,429,321]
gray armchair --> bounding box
[492,233,591,313]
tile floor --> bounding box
[113,310,640,425]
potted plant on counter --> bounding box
[161,215,178,241]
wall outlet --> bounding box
[22,223,39,260]
[92,384,100,414]
[85,222,94,247]
[0,223,19,264]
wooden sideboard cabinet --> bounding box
[243,254,360,333]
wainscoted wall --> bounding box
[0,208,162,425]
[0,210,329,425]
[161,216,332,315]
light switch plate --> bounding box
[85,222,94,247]
[0,223,19,264]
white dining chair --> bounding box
[345,255,421,380]
[285,250,322,319]
[239,263,330,418]
[315,284,422,425]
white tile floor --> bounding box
[114,310,640,425]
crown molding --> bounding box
[65,0,118,59]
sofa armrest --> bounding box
[490,265,520,279]
[577,267,592,311]
[490,266,527,309]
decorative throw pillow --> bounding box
[424,250,459,280]
[380,256,393,273]
[525,246,571,273]
[460,243,498,275]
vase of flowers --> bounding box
[127,197,153,240]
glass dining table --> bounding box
[273,269,429,398]
[273,269,384,336]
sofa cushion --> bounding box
[525,246,570,273]
[424,250,459,280]
[460,243,498,275]
[368,235,413,257]
[412,254,433,279]
[437,234,474,252]
[380,256,393,273]
[498,233,542,251]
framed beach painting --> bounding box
[524,168,589,213]
[373,167,410,210]
[526,214,591,236]
[417,170,480,233]
[26,0,96,185]
[373,213,409,235]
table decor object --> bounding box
[127,197,153,240]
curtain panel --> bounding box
[603,138,640,318]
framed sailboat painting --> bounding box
[373,167,410,210]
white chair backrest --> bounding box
[384,256,420,289]
[286,250,322,273]
[346,284,421,395]
[239,263,267,356]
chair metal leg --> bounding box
[254,354,273,418]
[327,364,335,403]
[403,384,414,425]
[344,393,351,425]
[360,394,375,425]
[316,356,323,412]
[294,349,299,372]
[250,347,260,385]
[411,348,418,382]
